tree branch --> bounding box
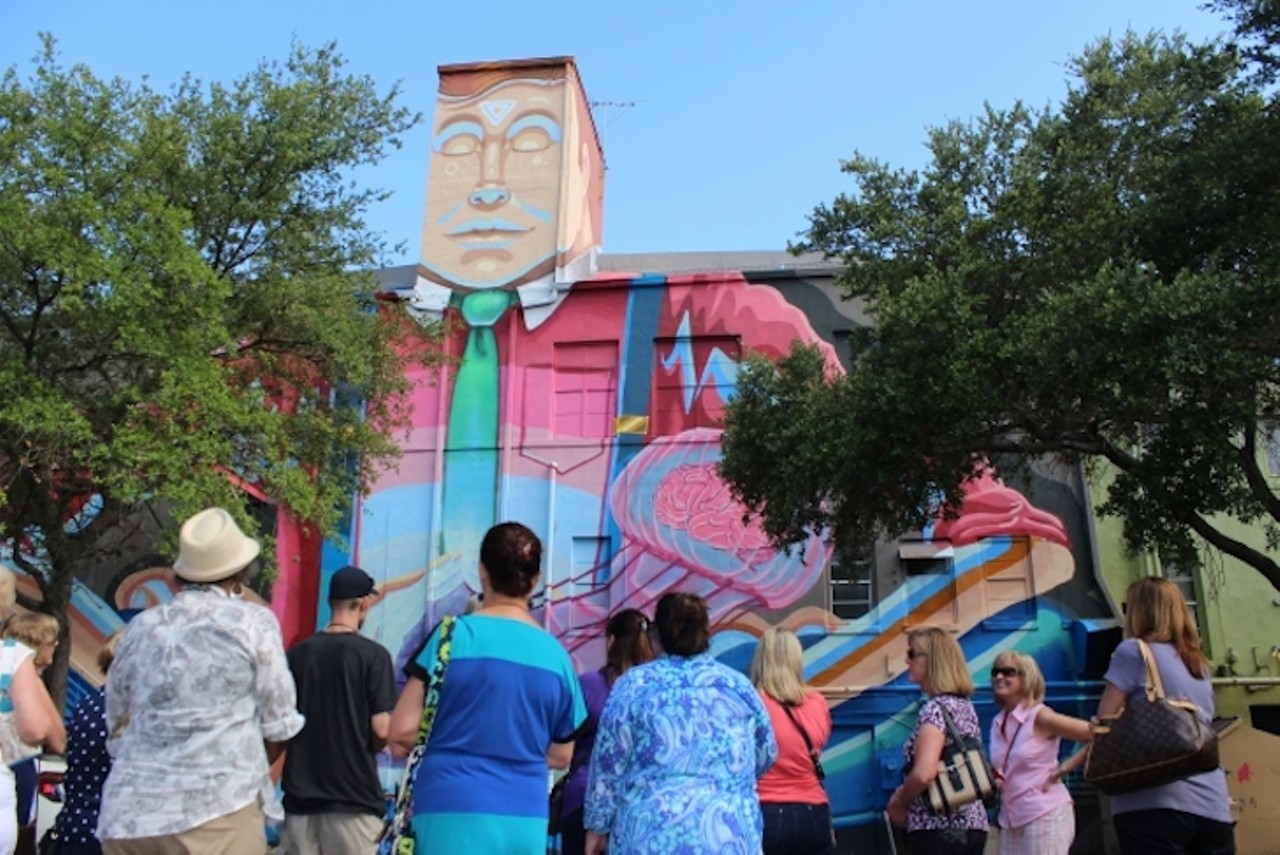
[1238,428,1280,523]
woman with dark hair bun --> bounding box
[390,522,586,854]
[556,609,655,855]
[583,592,777,854]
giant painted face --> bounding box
[422,77,586,291]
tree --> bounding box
[0,38,444,701]
[719,17,1280,591]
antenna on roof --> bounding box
[589,100,636,156]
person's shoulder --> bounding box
[579,668,608,691]
[1111,637,1142,662]
[802,689,828,711]
[703,656,756,692]
[352,632,393,661]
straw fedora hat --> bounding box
[173,507,261,583]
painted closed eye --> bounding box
[510,127,553,153]
[506,114,561,154]
[434,120,485,156]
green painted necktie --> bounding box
[441,289,515,556]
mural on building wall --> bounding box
[1,54,1123,835]
[315,55,1118,830]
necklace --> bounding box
[325,623,357,633]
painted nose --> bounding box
[469,186,510,208]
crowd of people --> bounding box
[0,507,1236,855]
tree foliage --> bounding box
[0,37,444,696]
[720,5,1280,590]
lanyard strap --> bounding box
[996,709,1028,776]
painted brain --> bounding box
[654,464,773,555]
[607,428,830,614]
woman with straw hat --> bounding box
[98,507,304,854]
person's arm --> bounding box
[547,740,574,769]
[369,648,398,753]
[547,654,587,769]
[11,659,62,751]
[1036,702,1096,789]
[370,712,391,752]
[583,688,629,839]
[103,640,130,756]
[585,830,609,855]
[1044,745,1091,789]
[1095,680,1127,719]
[887,721,945,826]
[389,676,426,757]
[266,740,288,765]
[1034,705,1093,743]
[253,612,306,753]
[751,689,778,777]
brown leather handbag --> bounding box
[1083,638,1219,795]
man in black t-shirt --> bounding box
[281,566,397,855]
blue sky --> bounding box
[2,1,1229,265]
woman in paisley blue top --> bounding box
[583,592,777,855]
[887,626,989,855]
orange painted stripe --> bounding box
[810,539,1031,687]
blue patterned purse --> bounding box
[378,615,457,855]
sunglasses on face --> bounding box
[991,666,1022,679]
[906,648,927,660]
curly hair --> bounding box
[654,592,710,656]
[480,522,542,598]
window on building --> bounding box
[1159,553,1200,627]
[1264,422,1280,476]
[553,342,619,439]
[652,335,741,435]
[830,545,874,620]
[899,540,958,626]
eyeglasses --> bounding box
[991,666,1022,679]
[906,648,927,660]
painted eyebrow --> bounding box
[506,114,562,141]
[433,119,485,151]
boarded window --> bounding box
[553,342,619,439]
[652,335,741,435]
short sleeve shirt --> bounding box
[98,586,305,840]
[903,694,989,832]
[1102,639,1232,823]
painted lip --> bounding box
[445,218,530,238]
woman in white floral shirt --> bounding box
[98,507,305,854]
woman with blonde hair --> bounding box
[887,627,988,855]
[988,650,1091,854]
[1092,577,1233,854]
[0,569,64,855]
[751,627,833,855]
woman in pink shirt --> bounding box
[988,650,1091,854]
[751,627,834,855]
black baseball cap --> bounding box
[329,565,378,600]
